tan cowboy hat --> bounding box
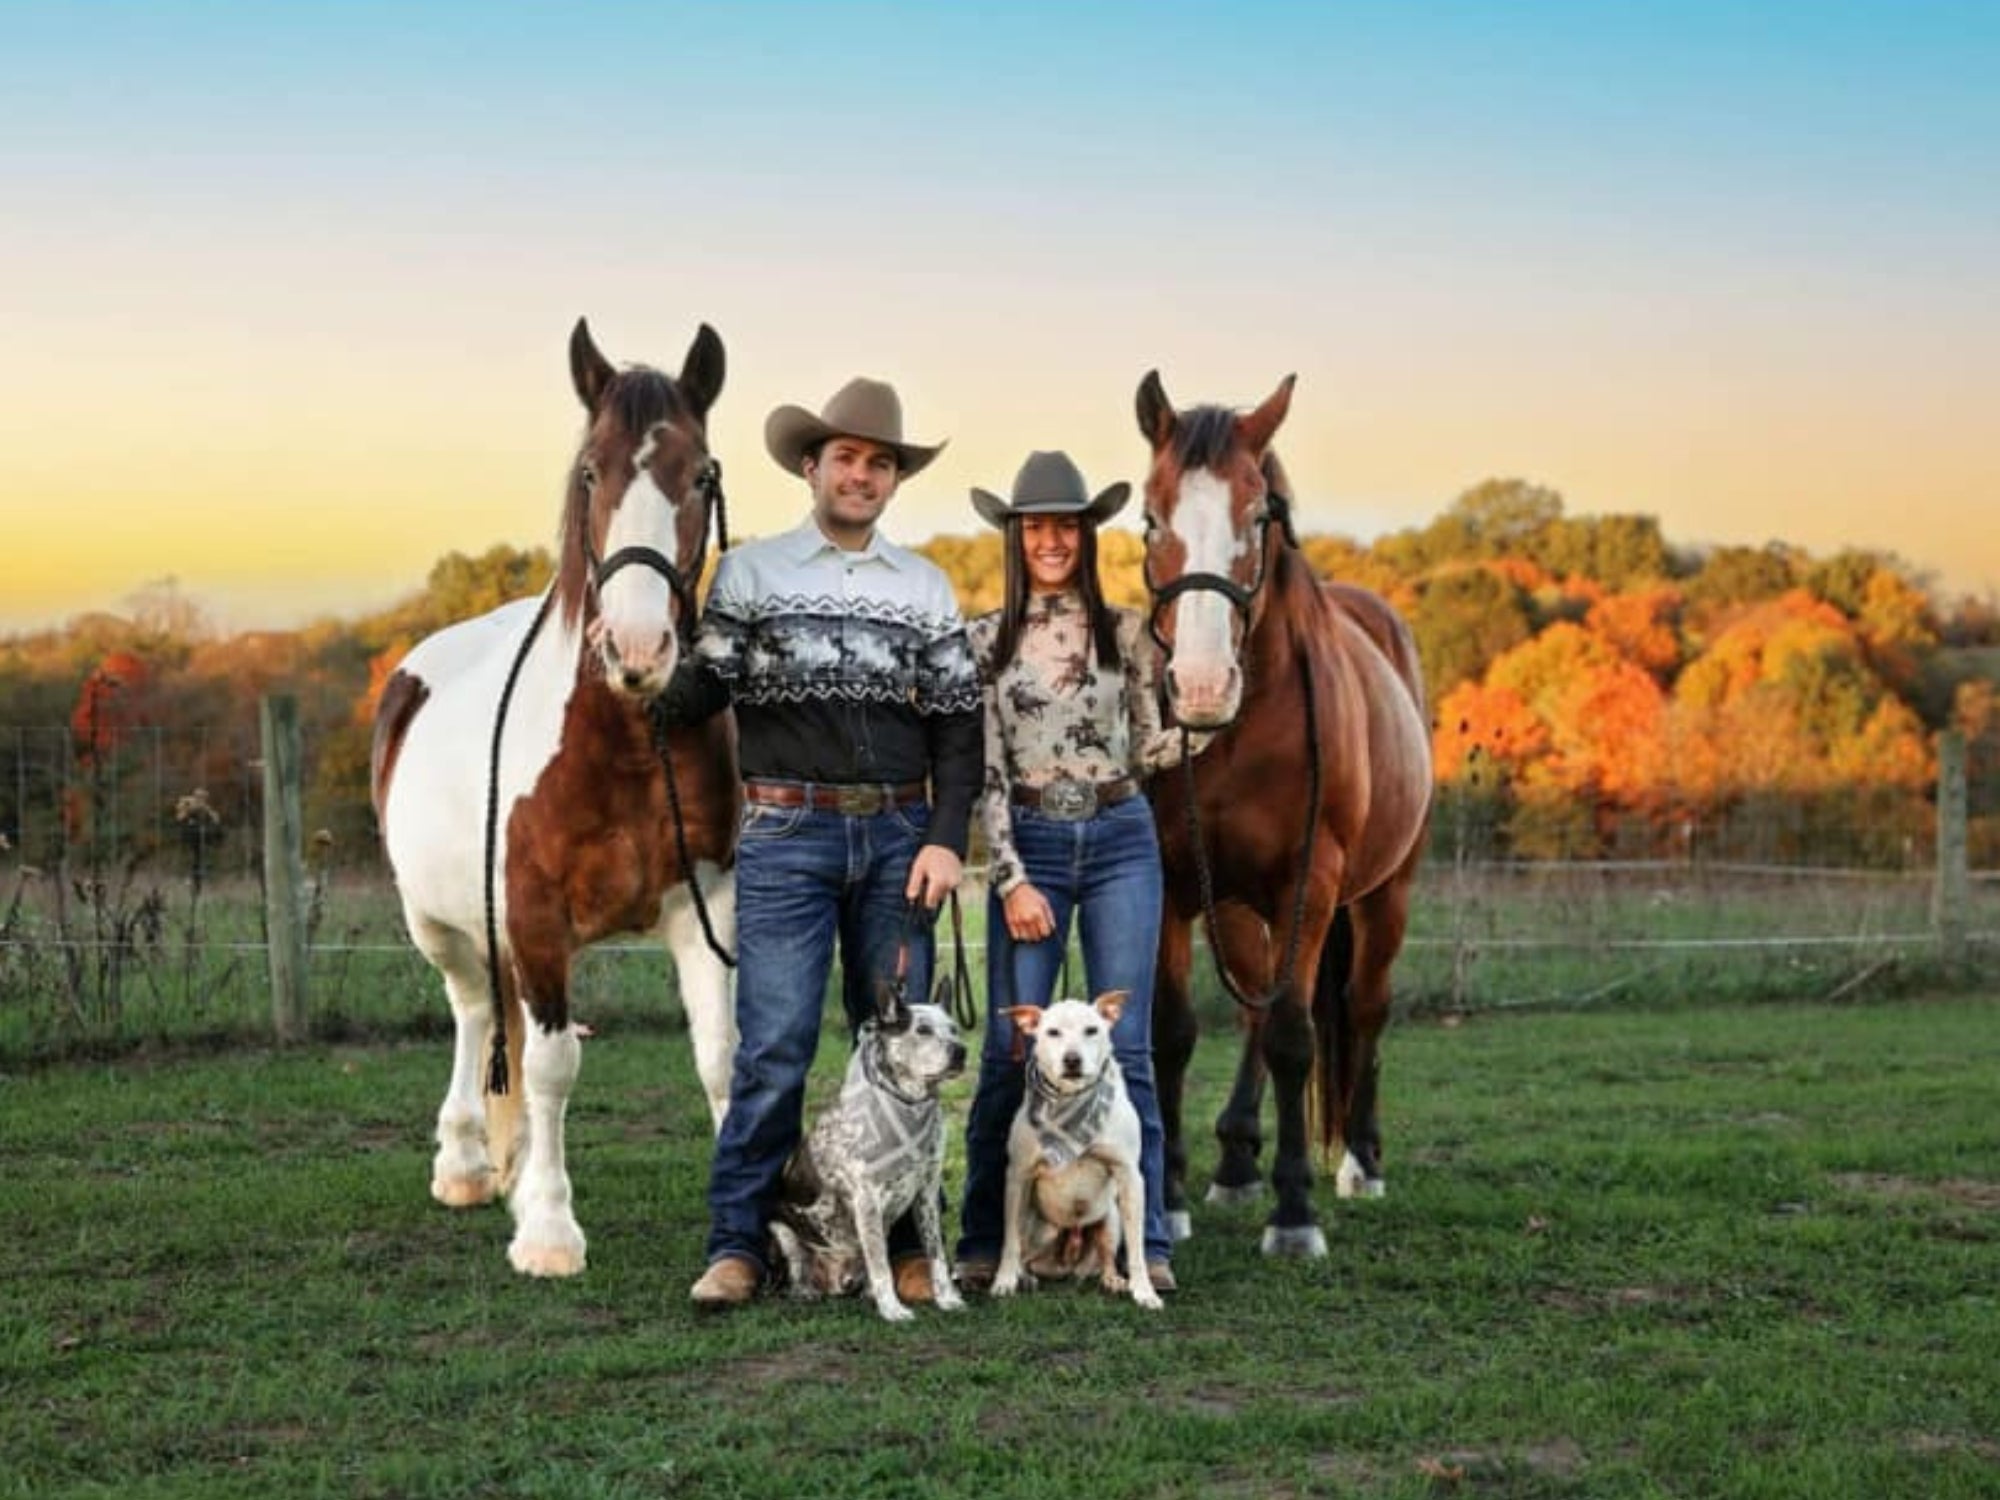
[971,450,1131,529]
[764,377,945,478]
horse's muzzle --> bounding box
[1166,662,1242,729]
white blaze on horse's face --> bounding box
[1162,469,1251,727]
[593,421,684,698]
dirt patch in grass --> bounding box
[1904,1431,2000,1463]
[1830,1173,2000,1211]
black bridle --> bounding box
[1144,485,1321,1015]
[583,455,725,649]
[480,450,731,1095]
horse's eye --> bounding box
[579,463,599,489]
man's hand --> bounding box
[904,844,963,909]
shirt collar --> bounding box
[782,514,906,570]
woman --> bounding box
[954,450,1206,1294]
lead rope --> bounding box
[481,588,558,1094]
[650,456,737,970]
[1179,647,1322,1012]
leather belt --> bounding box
[1010,775,1138,821]
[743,779,928,816]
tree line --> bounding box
[3,479,1997,871]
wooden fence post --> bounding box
[261,694,308,1041]
[1934,730,1968,969]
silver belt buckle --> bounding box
[835,786,885,816]
[1042,778,1097,820]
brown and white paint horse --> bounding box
[372,320,739,1276]
[1137,371,1431,1257]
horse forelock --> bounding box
[1168,405,1239,476]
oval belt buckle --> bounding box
[1044,777,1096,820]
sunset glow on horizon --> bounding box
[4,1,1996,635]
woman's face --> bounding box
[1020,514,1083,593]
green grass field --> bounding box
[4,994,1996,1498]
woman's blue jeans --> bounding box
[704,797,933,1268]
[956,794,1170,1267]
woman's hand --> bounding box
[1002,882,1057,943]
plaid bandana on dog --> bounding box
[1025,1056,1116,1167]
[853,1041,941,1177]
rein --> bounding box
[887,897,979,1030]
[1153,488,1323,1014]
[479,452,729,1095]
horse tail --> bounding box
[484,969,528,1195]
[1311,904,1355,1160]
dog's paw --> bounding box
[873,1297,916,1323]
[934,1282,967,1312]
[1100,1270,1129,1295]
[1132,1283,1164,1311]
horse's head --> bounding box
[559,318,727,697]
[1135,370,1295,728]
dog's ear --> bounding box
[1005,1005,1045,1038]
[874,978,911,1033]
[1092,989,1131,1026]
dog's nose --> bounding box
[1062,1052,1084,1078]
[948,1043,967,1071]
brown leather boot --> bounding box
[689,1255,762,1309]
[892,1257,934,1304]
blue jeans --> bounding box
[956,794,1170,1267]
[704,797,934,1267]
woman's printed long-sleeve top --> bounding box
[972,589,1199,896]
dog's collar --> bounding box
[860,1038,932,1109]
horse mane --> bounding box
[556,366,690,626]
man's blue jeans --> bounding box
[703,797,934,1268]
[956,794,1170,1267]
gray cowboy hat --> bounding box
[765,376,945,478]
[971,450,1131,529]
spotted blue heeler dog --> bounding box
[769,978,969,1322]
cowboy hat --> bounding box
[971,450,1131,529]
[765,377,945,478]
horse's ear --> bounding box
[1136,369,1177,449]
[569,318,616,412]
[1238,374,1296,455]
[679,322,726,420]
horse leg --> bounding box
[1261,882,1341,1259]
[1152,914,1198,1242]
[660,861,738,1133]
[1333,870,1414,1200]
[1208,902,1273,1206]
[409,917,510,1208]
[504,935,587,1277]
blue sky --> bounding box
[3,1,1995,630]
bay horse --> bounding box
[372,319,739,1276]
[1136,370,1432,1256]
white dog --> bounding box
[992,992,1162,1311]
[769,986,968,1323]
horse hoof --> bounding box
[508,1237,587,1277]
[1166,1210,1194,1243]
[1333,1152,1386,1200]
[1260,1224,1328,1259]
[431,1172,497,1208]
[1205,1180,1265,1208]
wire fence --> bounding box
[2,718,1994,1065]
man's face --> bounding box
[805,436,901,535]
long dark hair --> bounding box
[989,517,1122,675]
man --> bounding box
[661,376,983,1309]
